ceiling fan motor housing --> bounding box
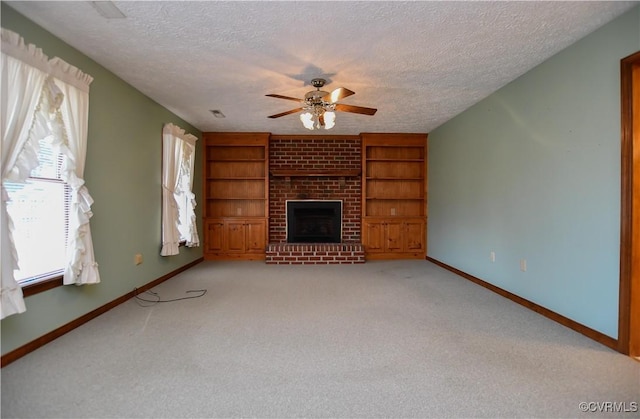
[304,90,329,103]
[304,90,334,115]
[306,78,330,107]
[304,80,333,114]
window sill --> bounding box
[21,274,63,297]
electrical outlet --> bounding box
[135,253,143,265]
[520,259,527,272]
[490,251,496,263]
[390,208,396,216]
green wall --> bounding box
[1,4,204,355]
[428,7,639,338]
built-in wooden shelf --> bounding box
[270,169,361,177]
[203,132,269,260]
[361,133,427,260]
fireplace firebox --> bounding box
[286,200,342,243]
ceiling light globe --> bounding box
[324,111,336,130]
[300,112,315,130]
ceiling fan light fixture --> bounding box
[300,112,315,130]
[299,109,336,130]
[324,111,336,129]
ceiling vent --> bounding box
[90,1,126,19]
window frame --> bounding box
[6,141,71,296]
[161,123,199,255]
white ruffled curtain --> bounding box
[1,28,98,319]
[181,134,199,248]
[1,29,51,319]
[49,58,100,285]
[161,123,199,256]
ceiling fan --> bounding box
[266,78,377,130]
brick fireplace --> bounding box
[266,136,365,264]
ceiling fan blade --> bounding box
[267,108,304,118]
[323,87,355,103]
[266,94,303,102]
[334,103,378,115]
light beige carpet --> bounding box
[2,260,639,418]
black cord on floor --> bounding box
[133,287,207,306]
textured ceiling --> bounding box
[5,1,637,135]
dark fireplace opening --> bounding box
[287,200,342,243]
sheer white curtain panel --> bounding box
[161,123,199,256]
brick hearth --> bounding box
[265,243,365,265]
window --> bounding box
[176,178,191,243]
[2,28,99,319]
[176,149,196,243]
[4,139,70,285]
[161,123,199,256]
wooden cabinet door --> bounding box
[363,219,404,253]
[363,220,384,253]
[363,218,426,258]
[385,220,404,252]
[205,219,225,253]
[404,220,425,252]
[245,219,266,252]
[204,217,267,259]
[226,220,246,252]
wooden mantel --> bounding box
[270,169,361,177]
[270,169,361,188]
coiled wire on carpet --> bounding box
[133,287,207,306]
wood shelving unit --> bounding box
[203,132,269,260]
[361,133,427,259]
